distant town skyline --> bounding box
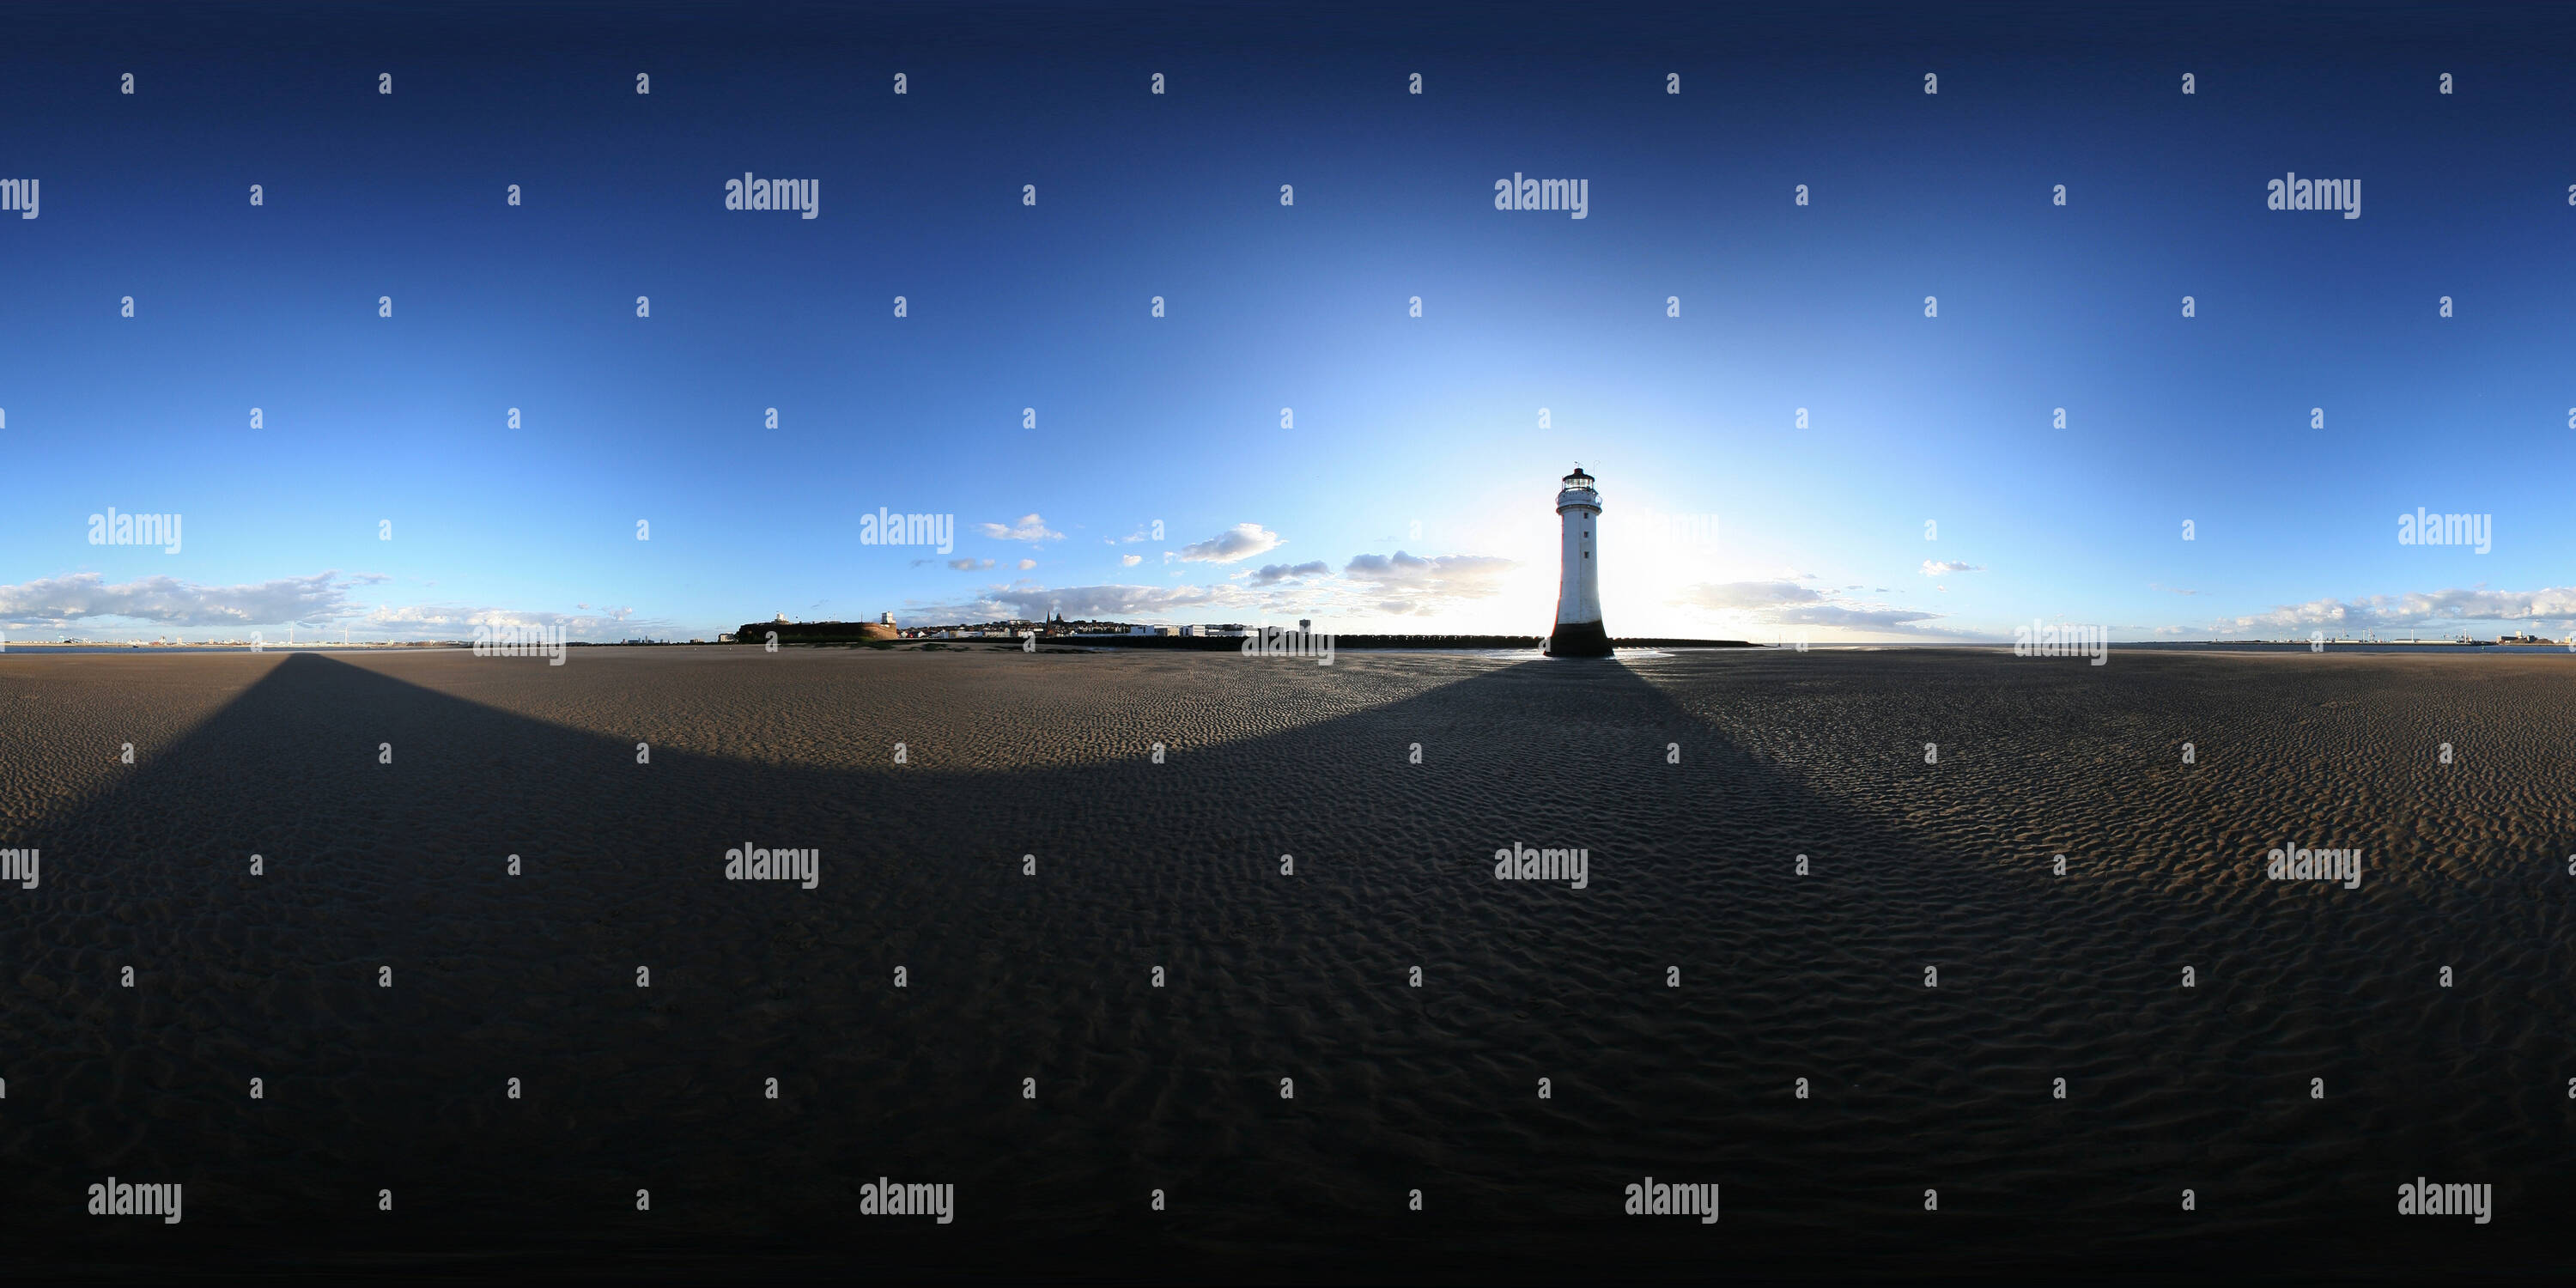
[4,2,2573,645]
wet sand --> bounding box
[2,646,2572,1282]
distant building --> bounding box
[774,612,790,623]
[880,611,896,625]
[718,633,737,643]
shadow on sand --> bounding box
[1,650,2565,1281]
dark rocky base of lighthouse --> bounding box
[1542,619,1613,657]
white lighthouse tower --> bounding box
[1545,464,1612,657]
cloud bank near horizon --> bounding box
[13,564,2572,645]
[0,571,659,640]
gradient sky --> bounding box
[4,1,2573,642]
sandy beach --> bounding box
[2,645,2570,1281]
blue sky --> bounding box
[3,1,2572,642]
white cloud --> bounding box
[2227,586,2576,633]
[1246,560,1329,586]
[358,604,649,639]
[1121,554,1143,567]
[1018,558,1037,570]
[976,513,1063,544]
[0,569,678,640]
[1767,604,1954,630]
[1677,580,1824,610]
[1675,580,1965,635]
[949,557,995,570]
[1340,550,1514,592]
[1176,522,1284,563]
[1921,560,1984,575]
[1338,550,1516,617]
[0,570,358,629]
[924,582,1255,623]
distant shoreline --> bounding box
[1059,634,1760,651]
[7,639,2568,656]
[0,643,471,655]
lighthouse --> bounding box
[1545,464,1612,657]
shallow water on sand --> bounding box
[2,647,2570,1281]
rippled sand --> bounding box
[2,646,2571,1282]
